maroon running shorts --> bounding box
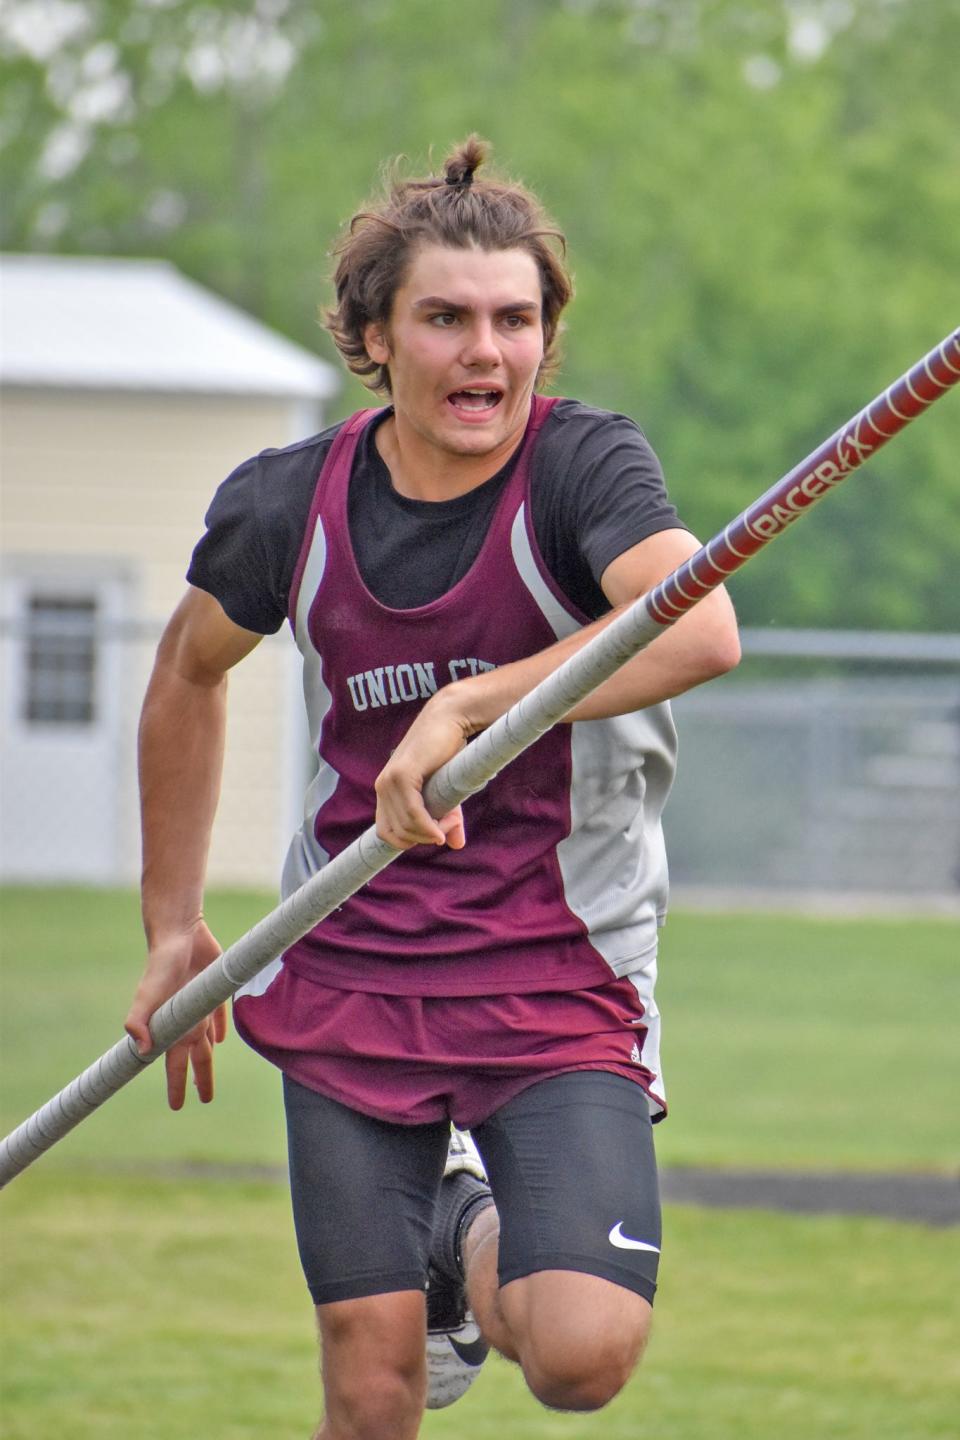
[233,966,664,1128]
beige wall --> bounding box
[1,386,315,890]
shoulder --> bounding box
[187,419,346,635]
[536,398,662,471]
[202,419,347,543]
[530,396,669,525]
[257,418,347,467]
[227,420,346,514]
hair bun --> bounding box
[443,134,490,188]
[325,134,572,395]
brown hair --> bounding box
[324,136,573,395]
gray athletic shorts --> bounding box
[283,1069,661,1308]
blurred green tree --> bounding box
[2,0,956,628]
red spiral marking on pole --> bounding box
[867,394,897,438]
[903,371,926,406]
[939,335,960,375]
[691,546,733,589]
[720,524,752,562]
[852,404,886,449]
[662,572,692,607]
[924,358,951,391]
[672,566,711,602]
[870,343,955,439]
[646,586,678,625]
[704,534,740,577]
[910,367,937,405]
[654,575,692,620]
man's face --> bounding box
[364,243,546,465]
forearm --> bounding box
[567,585,740,719]
[126,588,258,1102]
[434,585,740,737]
[139,656,227,946]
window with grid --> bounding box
[24,595,98,725]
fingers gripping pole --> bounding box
[1,329,957,1188]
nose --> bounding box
[461,318,502,368]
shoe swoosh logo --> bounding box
[448,1334,490,1366]
[608,1222,660,1253]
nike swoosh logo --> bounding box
[608,1222,660,1253]
[448,1334,490,1367]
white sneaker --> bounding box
[425,1127,493,1410]
[444,1125,487,1182]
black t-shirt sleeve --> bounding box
[531,402,688,620]
[186,405,682,633]
[186,431,338,634]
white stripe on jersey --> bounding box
[237,517,334,1002]
[510,503,674,1114]
[621,950,666,1116]
[284,515,339,895]
[509,506,581,642]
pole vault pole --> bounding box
[1,328,957,1189]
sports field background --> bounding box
[2,887,957,1438]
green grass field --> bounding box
[1,887,956,1173]
[4,1171,957,1440]
[2,888,958,1437]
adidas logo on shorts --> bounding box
[630,1041,642,1064]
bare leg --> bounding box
[463,1212,651,1411]
[461,1206,519,1361]
[312,1290,427,1440]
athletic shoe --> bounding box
[425,1127,494,1410]
[443,1125,487,1182]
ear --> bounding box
[364,321,391,365]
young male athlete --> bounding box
[125,137,740,1437]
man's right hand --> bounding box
[130,589,260,1112]
[124,922,228,1111]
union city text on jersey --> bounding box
[346,658,496,712]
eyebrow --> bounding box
[411,296,541,316]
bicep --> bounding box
[600,528,703,606]
[157,586,263,686]
[601,529,741,664]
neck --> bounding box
[375,405,533,501]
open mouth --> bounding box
[447,388,503,413]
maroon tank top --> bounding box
[280,396,614,996]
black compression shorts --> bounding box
[283,1069,661,1308]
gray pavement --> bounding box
[94,1159,960,1226]
[659,1167,960,1226]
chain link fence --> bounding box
[667,631,960,906]
[2,614,958,903]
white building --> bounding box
[0,253,339,887]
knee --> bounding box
[522,1330,644,1412]
[323,1367,424,1437]
[524,1356,631,1412]
[318,1298,425,1437]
